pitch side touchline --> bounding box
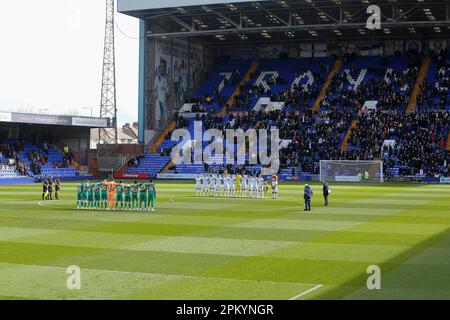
[289,284,323,300]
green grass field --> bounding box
[0,181,449,300]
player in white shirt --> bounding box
[215,174,221,197]
[257,175,264,198]
[271,175,279,199]
[241,174,248,198]
[195,175,202,196]
[225,175,232,197]
[209,174,216,197]
[255,175,260,198]
[202,174,209,196]
[222,174,227,197]
[249,175,256,198]
[214,174,221,197]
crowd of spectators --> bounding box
[28,148,48,175]
[156,52,450,178]
[0,140,31,176]
[186,69,243,113]
[171,106,449,177]
[417,49,450,111]
[1,139,75,177]
[279,111,353,173]
[0,141,22,162]
[228,62,328,112]
[171,110,354,175]
[322,52,420,112]
[343,111,449,177]
[127,155,145,168]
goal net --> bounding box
[320,160,384,183]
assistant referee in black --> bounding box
[322,181,330,206]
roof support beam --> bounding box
[304,1,340,24]
[203,6,241,29]
[169,16,194,32]
[147,20,450,38]
[392,4,421,23]
[256,3,290,26]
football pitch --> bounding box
[0,181,449,300]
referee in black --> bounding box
[322,181,330,206]
[42,176,48,200]
[55,176,61,200]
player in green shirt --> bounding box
[100,180,108,210]
[139,182,147,211]
[76,183,83,209]
[123,184,132,210]
[115,181,124,210]
[131,180,139,211]
[81,181,89,209]
[87,183,94,210]
[93,182,101,210]
[147,179,157,212]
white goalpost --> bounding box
[319,160,384,183]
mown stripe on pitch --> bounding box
[13,227,430,264]
[0,241,375,286]
[0,262,319,300]
[8,229,296,257]
[347,221,448,235]
[0,213,446,240]
[0,241,240,276]
[233,219,362,231]
[0,227,59,241]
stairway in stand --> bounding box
[148,121,177,154]
[406,56,431,114]
[340,120,359,153]
[446,132,450,152]
[312,59,342,113]
[219,60,259,116]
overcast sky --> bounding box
[0,0,139,125]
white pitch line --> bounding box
[0,262,320,287]
[289,284,323,300]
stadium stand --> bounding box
[125,154,172,178]
[344,111,449,177]
[0,139,83,180]
[228,57,333,112]
[190,59,252,113]
[321,52,420,112]
[122,51,450,180]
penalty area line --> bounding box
[289,284,323,300]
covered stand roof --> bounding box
[118,0,450,46]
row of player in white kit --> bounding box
[195,173,279,199]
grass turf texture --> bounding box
[0,181,449,300]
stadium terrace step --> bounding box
[161,159,175,174]
[406,56,431,114]
[340,119,359,153]
[125,154,171,178]
[51,143,83,172]
[447,132,450,151]
[312,58,342,113]
[149,121,176,153]
[219,60,259,116]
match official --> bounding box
[304,184,313,212]
[322,181,330,206]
